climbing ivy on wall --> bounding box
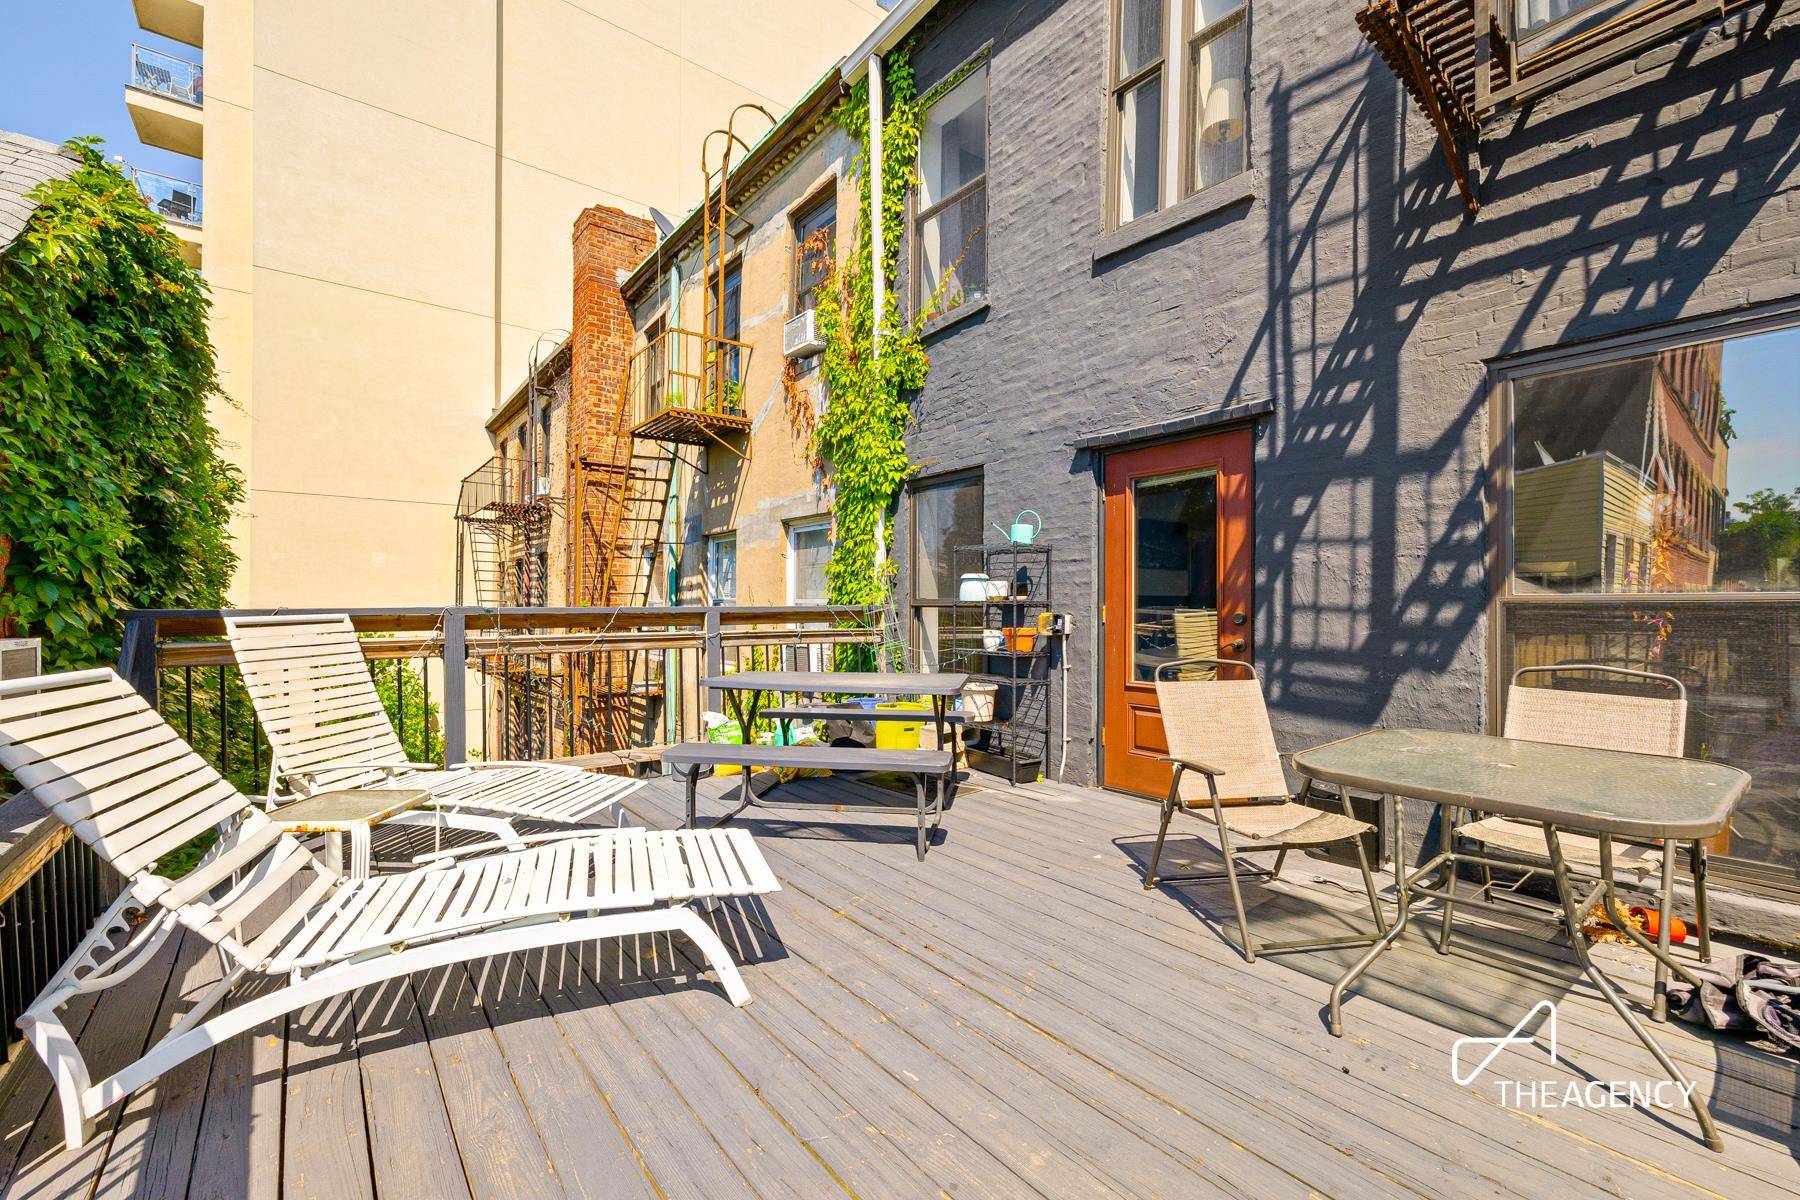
[810,48,934,608]
[0,138,242,669]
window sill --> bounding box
[1093,171,1259,264]
[919,297,990,340]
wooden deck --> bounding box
[1,773,1796,1199]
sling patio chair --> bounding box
[225,613,641,849]
[0,668,779,1151]
[1451,663,1711,1018]
[1142,657,1388,962]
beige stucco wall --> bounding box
[177,0,882,608]
[639,120,862,607]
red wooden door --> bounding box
[1101,430,1254,797]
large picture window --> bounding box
[913,64,988,317]
[909,471,985,669]
[1501,316,1800,893]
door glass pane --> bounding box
[1117,0,1164,77]
[919,67,987,210]
[1116,74,1162,224]
[1132,468,1218,682]
[1511,325,1800,595]
[1188,14,1247,194]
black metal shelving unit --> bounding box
[948,543,1053,785]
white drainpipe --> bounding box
[867,52,889,579]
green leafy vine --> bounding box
[810,48,933,609]
[0,138,242,668]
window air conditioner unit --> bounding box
[783,309,825,358]
[0,637,42,681]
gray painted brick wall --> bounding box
[892,0,1800,892]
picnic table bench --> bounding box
[670,671,971,860]
[663,743,953,860]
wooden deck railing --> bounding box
[120,605,884,779]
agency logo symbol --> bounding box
[1450,999,1697,1111]
[1451,998,1556,1085]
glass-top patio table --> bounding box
[1290,728,1750,1152]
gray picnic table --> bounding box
[673,671,971,859]
[1291,728,1750,1152]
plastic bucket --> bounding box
[960,682,997,723]
[873,700,929,749]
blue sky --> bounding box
[0,2,200,181]
[1718,324,1800,510]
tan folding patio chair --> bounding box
[0,668,779,1151]
[1142,658,1387,962]
[1453,663,1711,1016]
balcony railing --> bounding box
[130,44,203,107]
[132,168,202,225]
[119,604,885,774]
[456,455,556,524]
[625,328,753,445]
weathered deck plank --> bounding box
[283,995,374,1200]
[351,977,473,1200]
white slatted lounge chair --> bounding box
[0,668,779,1151]
[1142,658,1387,962]
[224,613,641,842]
[1452,664,1710,1014]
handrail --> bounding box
[130,168,202,225]
[625,327,753,428]
[123,604,872,637]
[129,44,203,107]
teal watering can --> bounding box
[993,510,1041,545]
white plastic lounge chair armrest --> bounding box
[1155,754,1226,778]
[288,761,426,786]
[409,827,623,866]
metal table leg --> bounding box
[1545,827,1723,1152]
[1330,795,1409,1037]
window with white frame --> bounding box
[787,519,832,604]
[705,533,737,604]
[913,63,988,317]
[1108,0,1249,227]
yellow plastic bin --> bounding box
[874,701,931,750]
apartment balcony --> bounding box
[131,0,203,47]
[124,44,203,158]
[131,167,202,267]
[626,327,753,450]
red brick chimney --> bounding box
[567,204,656,605]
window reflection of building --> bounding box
[1512,341,1728,594]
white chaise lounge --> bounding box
[225,613,641,843]
[0,668,779,1150]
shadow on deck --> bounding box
[0,773,1795,1199]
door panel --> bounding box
[1102,430,1253,797]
